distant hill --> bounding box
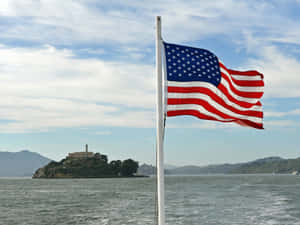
[137,164,156,176]
[169,163,243,175]
[138,157,300,175]
[0,150,51,177]
[137,164,172,176]
[230,157,300,174]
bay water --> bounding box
[0,175,300,225]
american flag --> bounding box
[164,42,264,129]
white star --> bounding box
[168,59,171,62]
[178,73,182,76]
[187,61,190,64]
[182,57,185,60]
[177,53,180,56]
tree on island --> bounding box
[121,159,139,176]
[110,160,122,176]
[33,153,141,178]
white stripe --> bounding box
[168,104,263,124]
[220,67,264,92]
[167,104,233,122]
[220,79,258,104]
[168,92,262,112]
[168,80,258,104]
[231,75,262,81]
[168,94,262,123]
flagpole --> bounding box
[156,16,165,225]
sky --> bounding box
[0,0,300,166]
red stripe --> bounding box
[229,78,264,87]
[219,62,264,87]
[168,98,263,118]
[234,119,264,129]
[227,69,264,78]
[168,86,262,109]
[167,110,263,129]
[217,83,262,108]
[221,73,263,99]
[219,63,264,79]
[167,98,261,124]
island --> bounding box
[33,145,144,178]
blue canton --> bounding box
[164,42,221,87]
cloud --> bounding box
[0,0,298,48]
[264,120,299,128]
[1,0,300,133]
[265,109,300,118]
[246,45,300,98]
[0,44,155,133]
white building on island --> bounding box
[68,144,95,159]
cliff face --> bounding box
[32,154,140,178]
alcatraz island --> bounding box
[33,145,144,178]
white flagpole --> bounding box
[156,16,165,225]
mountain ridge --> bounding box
[138,156,299,175]
[0,150,51,177]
